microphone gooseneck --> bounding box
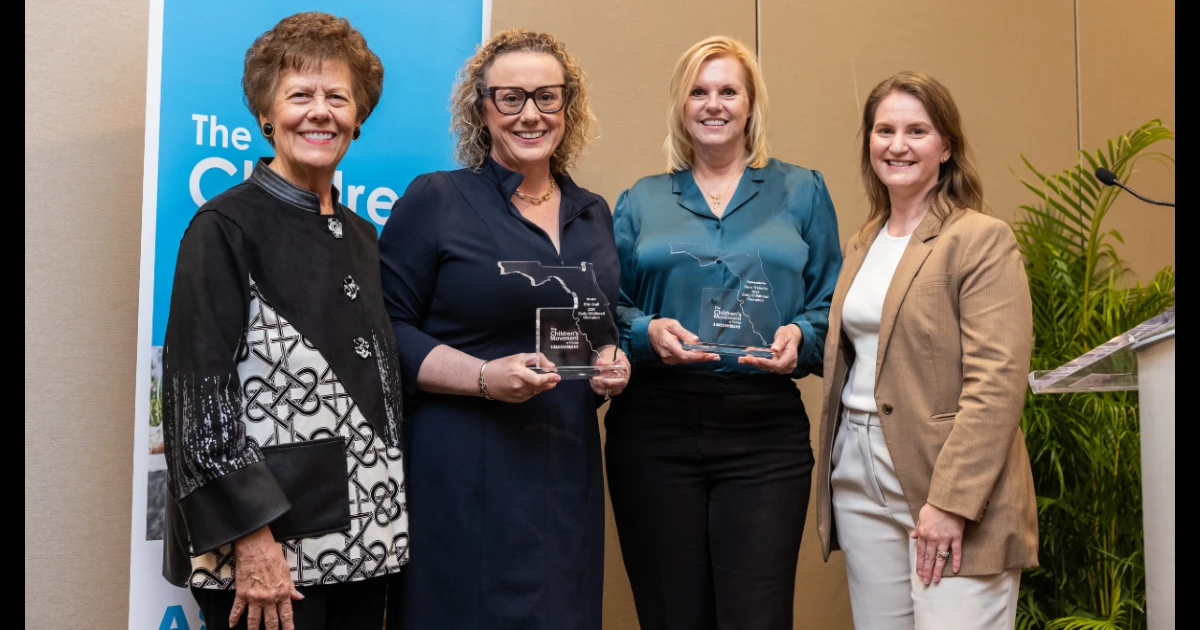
[1093,167,1175,208]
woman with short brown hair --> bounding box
[814,71,1038,629]
[161,12,404,630]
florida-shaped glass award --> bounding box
[498,261,628,380]
[670,243,781,358]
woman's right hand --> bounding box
[230,525,303,630]
[483,353,561,403]
[647,318,720,365]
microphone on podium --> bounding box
[1094,167,1175,208]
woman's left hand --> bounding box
[590,346,631,399]
[911,503,966,585]
[738,324,802,374]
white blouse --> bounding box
[840,223,912,412]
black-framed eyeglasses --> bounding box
[483,84,568,115]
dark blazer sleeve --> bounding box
[162,210,290,554]
[590,193,620,350]
[379,174,447,395]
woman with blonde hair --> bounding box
[379,28,627,629]
[814,71,1037,628]
[606,35,841,628]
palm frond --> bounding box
[1014,120,1174,630]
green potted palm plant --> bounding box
[1013,120,1174,630]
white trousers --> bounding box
[830,409,1020,630]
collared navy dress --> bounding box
[379,156,616,630]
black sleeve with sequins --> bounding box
[161,209,291,554]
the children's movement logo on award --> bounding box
[669,243,782,358]
[498,261,627,379]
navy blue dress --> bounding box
[379,156,615,630]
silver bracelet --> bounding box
[478,360,494,400]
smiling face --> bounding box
[483,52,567,172]
[869,91,950,197]
[264,59,358,183]
[684,55,751,156]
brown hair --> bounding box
[665,36,770,172]
[242,12,384,143]
[858,71,984,239]
[450,28,596,174]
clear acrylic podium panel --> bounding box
[1028,307,1175,394]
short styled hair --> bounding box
[858,71,985,238]
[242,12,384,140]
[664,36,770,173]
[450,28,596,174]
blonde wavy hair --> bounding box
[857,71,985,241]
[450,28,596,174]
[665,36,770,173]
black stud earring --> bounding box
[261,122,274,138]
[352,126,361,140]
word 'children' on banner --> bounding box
[188,113,398,224]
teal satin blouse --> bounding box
[614,158,842,376]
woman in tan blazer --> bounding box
[814,71,1038,629]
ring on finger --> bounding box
[936,549,951,559]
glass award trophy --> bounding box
[670,243,781,358]
[498,261,628,380]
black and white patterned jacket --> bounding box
[161,159,407,588]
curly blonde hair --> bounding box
[450,28,596,174]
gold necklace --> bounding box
[694,170,741,210]
[513,177,556,204]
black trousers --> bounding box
[191,577,388,630]
[605,369,814,630]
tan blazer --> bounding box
[814,208,1039,576]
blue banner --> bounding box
[151,2,480,344]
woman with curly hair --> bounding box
[160,12,405,630]
[379,28,627,629]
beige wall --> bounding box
[761,0,1079,239]
[26,0,148,628]
[1079,0,1176,280]
[25,1,1174,628]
